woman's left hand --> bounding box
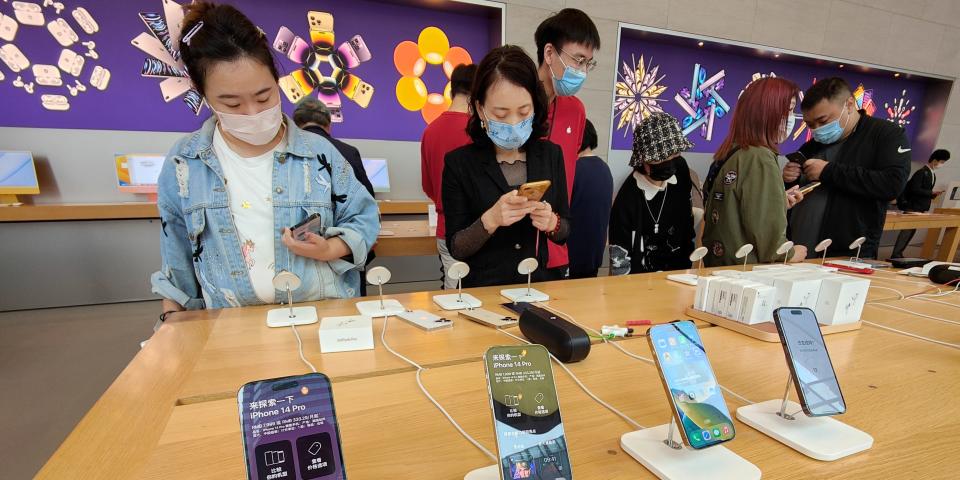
[529,201,557,232]
[282,228,347,261]
[785,185,805,209]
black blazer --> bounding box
[442,139,570,288]
[897,166,936,212]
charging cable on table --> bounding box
[291,324,318,373]
[379,314,497,462]
[535,303,755,406]
[496,328,644,430]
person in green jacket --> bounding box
[702,77,807,266]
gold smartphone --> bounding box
[518,180,551,202]
[799,182,821,195]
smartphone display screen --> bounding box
[238,373,346,480]
[484,345,571,480]
[774,308,846,416]
[649,321,734,449]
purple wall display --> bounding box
[611,29,944,157]
[0,0,498,141]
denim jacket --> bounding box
[151,115,380,309]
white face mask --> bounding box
[213,100,283,146]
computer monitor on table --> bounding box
[361,158,390,193]
[0,151,40,206]
[115,154,164,201]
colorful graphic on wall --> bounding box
[273,10,374,123]
[0,0,497,140]
[853,83,876,116]
[131,1,203,115]
[614,54,666,137]
[674,63,729,141]
[0,1,110,112]
[885,89,916,126]
[612,31,931,153]
[394,26,472,124]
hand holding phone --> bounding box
[518,180,551,202]
[773,308,846,416]
[482,190,537,231]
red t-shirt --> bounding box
[545,95,586,268]
[420,111,472,239]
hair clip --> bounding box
[181,21,204,46]
[256,26,266,38]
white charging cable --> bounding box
[536,303,756,406]
[496,328,644,430]
[379,314,497,462]
[862,320,960,350]
[291,324,318,373]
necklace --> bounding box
[642,183,668,234]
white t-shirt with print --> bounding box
[212,128,285,304]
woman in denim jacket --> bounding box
[151,2,379,313]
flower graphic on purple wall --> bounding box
[614,54,667,137]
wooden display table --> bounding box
[884,210,960,261]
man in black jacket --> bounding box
[783,77,911,259]
[293,98,376,294]
[891,149,949,258]
[293,98,375,197]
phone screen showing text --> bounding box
[486,346,570,480]
[239,375,345,480]
[651,323,735,448]
[780,310,845,415]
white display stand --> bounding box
[620,422,760,480]
[463,464,498,480]
[500,258,549,302]
[266,306,318,327]
[265,271,318,327]
[356,267,406,317]
[667,247,709,286]
[434,262,482,310]
[736,378,872,461]
[666,273,699,286]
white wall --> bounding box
[6,0,960,309]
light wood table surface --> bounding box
[37,267,960,479]
[884,210,960,261]
[137,325,960,479]
[374,219,437,256]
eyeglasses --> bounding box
[558,48,598,72]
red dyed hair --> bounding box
[714,77,800,161]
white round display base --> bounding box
[463,464,498,480]
[266,306,319,327]
[433,293,482,310]
[355,299,405,317]
[500,288,549,303]
[736,399,873,461]
[620,424,761,480]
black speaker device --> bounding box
[928,264,960,286]
[518,305,591,363]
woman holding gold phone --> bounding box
[442,46,570,287]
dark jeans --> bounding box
[891,229,917,259]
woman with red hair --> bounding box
[701,77,807,266]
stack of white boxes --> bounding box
[693,265,869,325]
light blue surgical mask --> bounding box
[483,111,533,150]
[812,106,849,144]
[551,52,587,97]
[782,114,796,143]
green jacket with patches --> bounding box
[702,146,789,266]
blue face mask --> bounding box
[484,112,533,150]
[812,107,849,144]
[551,54,587,97]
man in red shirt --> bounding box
[535,8,600,276]
[421,64,477,288]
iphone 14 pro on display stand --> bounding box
[484,344,571,479]
[648,320,736,448]
[773,307,846,416]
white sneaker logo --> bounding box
[897,146,911,153]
